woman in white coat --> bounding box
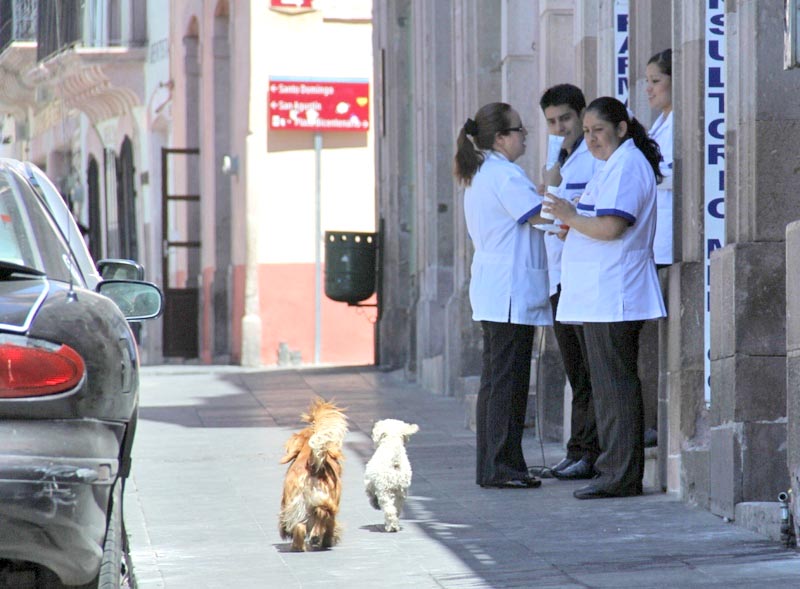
[454,102,552,489]
[646,48,673,266]
[544,97,666,500]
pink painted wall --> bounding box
[258,263,375,365]
[167,1,374,367]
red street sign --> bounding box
[270,0,313,10]
[268,78,370,132]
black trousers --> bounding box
[476,320,535,486]
[550,287,598,464]
[582,320,645,495]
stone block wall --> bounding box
[709,243,788,519]
[373,0,414,373]
[411,1,455,394]
[664,262,706,500]
[670,1,709,503]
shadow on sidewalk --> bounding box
[136,365,800,587]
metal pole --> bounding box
[314,132,322,364]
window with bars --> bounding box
[35,0,80,62]
[0,0,36,53]
[34,0,146,62]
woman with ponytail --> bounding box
[454,102,551,490]
[543,96,666,501]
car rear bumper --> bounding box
[0,419,125,586]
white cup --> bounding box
[540,188,558,221]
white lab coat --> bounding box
[556,139,666,323]
[464,151,552,326]
[649,110,673,265]
[544,138,603,296]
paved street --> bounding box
[125,365,800,588]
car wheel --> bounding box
[44,481,131,589]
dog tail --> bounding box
[302,397,347,427]
[309,436,345,473]
[305,398,348,471]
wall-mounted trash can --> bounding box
[324,231,377,304]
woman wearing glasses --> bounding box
[454,102,551,490]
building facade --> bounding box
[0,0,376,367]
[373,0,800,541]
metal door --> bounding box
[161,147,201,358]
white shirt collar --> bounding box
[605,137,636,168]
[650,111,673,137]
[486,150,510,162]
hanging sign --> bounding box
[270,0,314,14]
[268,77,370,132]
[614,0,629,105]
[704,0,726,405]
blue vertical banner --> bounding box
[704,0,725,405]
[614,0,629,105]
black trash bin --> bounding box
[324,231,377,304]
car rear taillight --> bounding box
[0,342,85,398]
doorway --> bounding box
[161,147,200,358]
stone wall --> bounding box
[671,0,710,503]
[787,220,800,544]
[411,0,456,394]
[706,0,800,520]
[709,243,788,518]
[373,0,414,373]
[374,0,800,539]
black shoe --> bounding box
[523,476,542,488]
[481,477,541,489]
[550,457,577,474]
[552,458,595,480]
[528,466,550,478]
[644,428,658,448]
[573,485,615,500]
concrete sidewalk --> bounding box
[125,365,799,588]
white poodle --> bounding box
[363,419,419,532]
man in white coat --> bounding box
[536,84,603,481]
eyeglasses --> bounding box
[502,125,526,134]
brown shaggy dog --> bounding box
[278,398,348,551]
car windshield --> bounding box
[0,167,79,284]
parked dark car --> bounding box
[0,159,163,587]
